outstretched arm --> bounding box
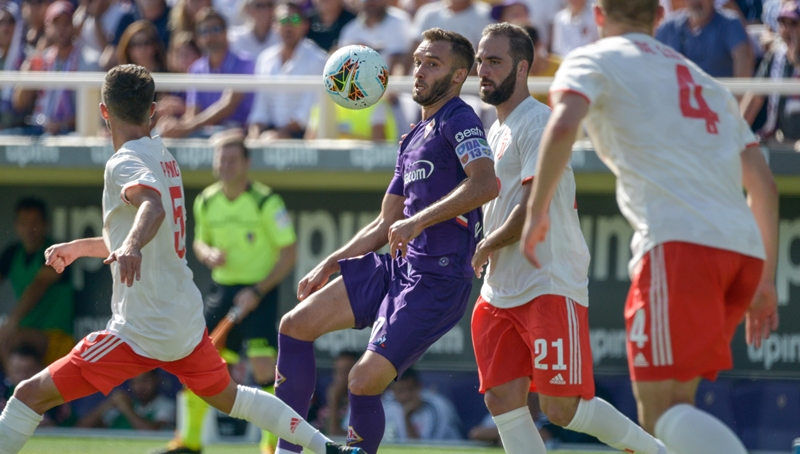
[522,92,589,267]
[388,158,498,258]
[103,185,166,287]
[45,237,110,273]
[473,181,532,278]
[741,145,779,348]
[297,193,406,300]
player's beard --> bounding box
[479,67,516,106]
[412,69,456,107]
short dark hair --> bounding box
[523,25,539,48]
[195,7,227,31]
[421,28,475,73]
[210,128,250,159]
[482,23,534,71]
[15,197,47,221]
[102,65,155,125]
[277,0,305,17]
[597,0,659,29]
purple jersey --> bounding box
[387,97,492,279]
[186,51,254,128]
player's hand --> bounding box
[521,213,550,268]
[104,243,142,287]
[204,248,226,268]
[472,239,492,279]
[745,279,779,348]
[297,260,338,301]
[45,242,80,273]
[234,287,261,320]
[388,217,422,259]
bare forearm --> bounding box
[483,204,527,252]
[528,122,579,218]
[748,187,779,281]
[413,174,496,231]
[125,200,166,250]
[183,92,243,131]
[324,217,390,269]
[254,244,297,295]
[70,237,111,258]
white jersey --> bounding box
[551,33,765,274]
[481,97,589,309]
[102,136,205,361]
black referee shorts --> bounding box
[204,282,279,358]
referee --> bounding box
[161,129,297,454]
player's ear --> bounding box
[593,4,605,28]
[149,102,156,119]
[99,103,110,120]
[452,67,468,85]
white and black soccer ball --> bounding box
[323,45,389,110]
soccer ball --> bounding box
[323,45,389,110]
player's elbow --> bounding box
[475,173,500,204]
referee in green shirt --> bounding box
[161,130,296,454]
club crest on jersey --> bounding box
[496,130,511,160]
[372,335,387,348]
[424,118,436,138]
[404,160,434,184]
[275,368,286,387]
[347,426,364,445]
[290,417,301,434]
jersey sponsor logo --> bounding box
[549,373,566,385]
[347,426,364,446]
[372,335,387,348]
[454,127,485,142]
[633,352,649,368]
[275,368,286,387]
[403,160,434,184]
[290,417,301,434]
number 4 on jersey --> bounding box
[676,64,719,134]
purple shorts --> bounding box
[339,252,472,378]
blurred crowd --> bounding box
[1,0,799,145]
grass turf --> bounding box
[21,437,595,454]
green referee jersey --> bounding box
[193,181,296,285]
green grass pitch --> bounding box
[21,437,596,454]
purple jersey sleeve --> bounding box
[387,150,404,196]
[441,113,493,169]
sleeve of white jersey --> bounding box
[109,154,161,205]
[549,50,607,106]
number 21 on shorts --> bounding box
[676,64,719,134]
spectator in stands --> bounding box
[468,393,557,449]
[337,0,411,74]
[247,1,327,139]
[524,25,561,104]
[411,0,491,52]
[656,0,755,78]
[20,0,53,57]
[383,368,461,441]
[169,0,212,34]
[529,0,565,53]
[76,370,176,430]
[305,99,399,141]
[0,198,75,366]
[742,0,800,144]
[0,3,27,130]
[159,8,254,137]
[73,0,137,69]
[490,0,531,27]
[306,0,357,51]
[156,31,200,121]
[133,0,171,47]
[11,1,101,135]
[117,20,167,71]
[0,344,75,426]
[551,0,599,57]
[319,351,359,436]
[227,0,280,60]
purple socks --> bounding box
[347,392,385,454]
[276,333,316,453]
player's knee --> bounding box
[539,396,579,427]
[12,378,50,415]
[484,389,520,416]
[347,368,385,396]
[278,310,306,339]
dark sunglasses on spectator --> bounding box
[197,24,225,36]
[278,13,302,25]
[130,38,155,48]
[250,1,274,9]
